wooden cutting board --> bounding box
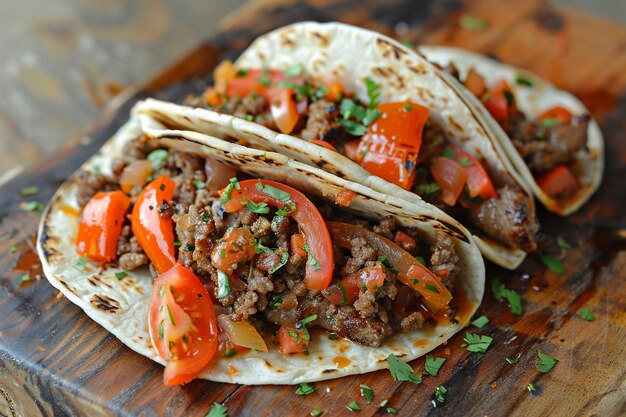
[1,0,625,416]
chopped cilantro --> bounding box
[541,117,559,128]
[386,354,422,384]
[404,102,412,112]
[516,75,534,87]
[506,354,520,365]
[20,186,39,196]
[415,255,426,265]
[360,384,374,403]
[147,149,168,171]
[223,348,237,358]
[220,177,240,204]
[19,274,32,285]
[459,157,473,167]
[9,245,18,253]
[74,255,88,272]
[387,407,398,414]
[201,212,211,222]
[173,241,182,247]
[299,314,318,326]
[441,148,456,160]
[425,284,440,294]
[540,254,566,274]
[362,108,382,126]
[276,201,296,217]
[268,251,289,274]
[257,73,271,86]
[463,332,493,353]
[256,181,290,202]
[304,244,321,270]
[460,14,489,31]
[268,293,282,310]
[340,119,368,136]
[491,278,523,316]
[254,239,273,254]
[295,382,316,396]
[235,68,249,77]
[471,315,490,329]
[378,255,399,274]
[536,351,558,373]
[206,402,228,417]
[527,383,537,393]
[416,182,441,195]
[310,409,324,417]
[580,307,594,321]
[379,399,389,407]
[283,63,304,78]
[20,201,43,212]
[115,271,128,281]
[432,386,447,407]
[216,270,231,299]
[365,77,380,109]
[425,354,446,376]
[503,89,515,107]
[194,179,206,189]
[346,401,361,412]
[185,243,195,252]
[556,236,571,250]
[244,200,270,214]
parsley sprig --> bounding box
[491,278,523,316]
[386,354,422,384]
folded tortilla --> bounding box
[419,46,604,215]
[37,106,485,385]
[135,22,538,269]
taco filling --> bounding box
[445,65,588,201]
[75,135,463,385]
[183,61,538,252]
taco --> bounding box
[418,46,604,215]
[135,21,539,269]
[37,107,484,385]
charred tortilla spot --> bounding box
[87,278,97,287]
[90,294,120,313]
[59,280,77,295]
[376,38,406,60]
[447,116,463,133]
[322,369,337,373]
[311,31,329,46]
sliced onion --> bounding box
[205,158,237,189]
[119,159,152,194]
[216,315,268,352]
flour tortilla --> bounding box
[37,106,484,385]
[135,21,535,269]
[419,46,604,215]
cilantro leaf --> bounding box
[556,236,571,250]
[365,77,380,109]
[256,182,290,202]
[19,274,32,285]
[460,14,489,31]
[580,307,594,321]
[304,245,321,270]
[346,401,361,411]
[463,332,493,353]
[458,157,473,167]
[20,201,44,212]
[147,149,168,171]
[74,255,88,272]
[254,239,273,254]
[283,63,304,78]
[310,409,324,417]
[216,270,231,299]
[416,182,441,195]
[471,315,490,329]
[20,186,39,196]
[425,354,446,376]
[491,278,523,316]
[295,382,315,396]
[441,148,456,160]
[432,386,447,407]
[536,351,558,373]
[268,293,282,310]
[206,402,228,417]
[244,200,270,214]
[340,119,367,136]
[115,271,128,281]
[360,384,374,403]
[386,354,422,384]
[221,177,240,204]
[268,251,289,274]
[516,75,534,87]
[194,179,206,189]
[541,117,559,128]
[540,254,566,274]
[527,383,537,393]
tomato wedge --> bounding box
[326,222,452,312]
[431,156,467,206]
[148,264,218,386]
[322,274,361,306]
[267,87,299,134]
[76,191,131,262]
[221,179,333,290]
[131,176,176,274]
[311,139,338,151]
[357,102,429,190]
[210,227,256,274]
[482,80,515,129]
[538,106,573,125]
[445,145,497,199]
[536,165,579,199]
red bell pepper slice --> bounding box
[536,165,579,199]
[431,156,467,206]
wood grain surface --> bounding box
[1,0,625,416]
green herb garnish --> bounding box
[268,251,289,274]
[541,117,559,128]
[256,181,290,202]
[425,284,440,294]
[463,332,493,353]
[556,236,571,250]
[254,239,273,254]
[216,270,231,299]
[147,149,168,171]
[20,201,44,212]
[580,307,594,321]
[310,409,324,417]
[235,68,249,77]
[425,354,446,377]
[386,354,422,384]
[378,255,399,274]
[491,278,523,316]
[433,386,447,407]
[223,348,237,358]
[441,148,456,160]
[19,274,32,285]
[416,182,441,195]
[540,254,566,274]
[346,401,361,412]
[516,75,534,87]
[304,244,321,270]
[295,382,316,396]
[360,384,374,403]
[404,102,412,111]
[206,402,228,417]
[9,245,18,253]
[244,200,270,214]
[459,157,473,167]
[536,351,558,373]
[220,177,240,204]
[471,315,490,329]
[74,255,88,272]
[194,179,206,189]
[365,77,380,109]
[460,14,489,31]
[340,119,368,136]
[115,271,128,281]
[283,63,304,78]
[20,186,39,196]
[505,354,520,365]
[527,383,537,393]
[268,293,282,310]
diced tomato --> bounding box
[148,264,218,386]
[226,69,303,100]
[210,227,256,274]
[538,106,573,125]
[267,87,299,134]
[335,188,356,207]
[312,140,338,151]
[357,102,430,190]
[536,165,579,199]
[355,265,386,293]
[323,274,360,306]
[431,156,467,206]
[464,68,486,97]
[131,176,176,274]
[222,179,333,290]
[76,191,131,262]
[446,145,497,199]
[326,82,344,102]
[343,139,361,161]
[277,324,308,354]
[393,230,416,252]
[290,233,307,258]
[482,80,515,129]
[326,222,452,312]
